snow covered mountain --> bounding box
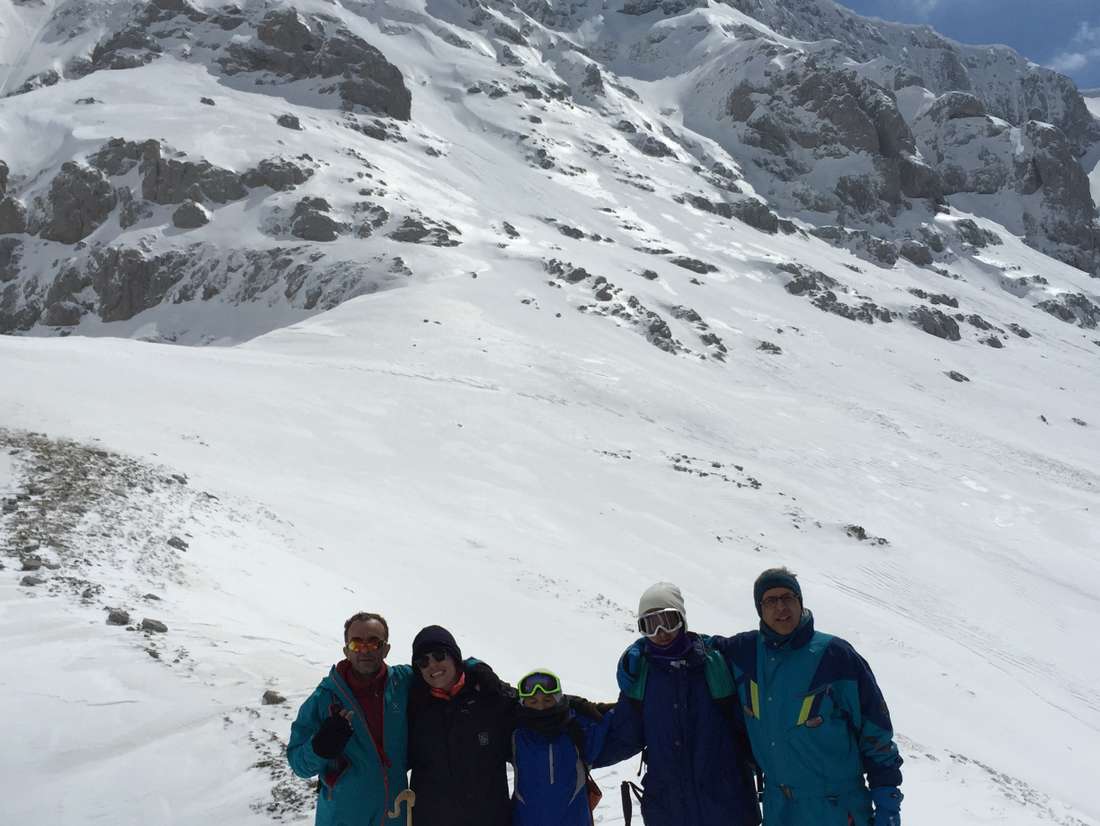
[1,0,1100,341]
[2,1,1100,825]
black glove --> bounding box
[595,701,617,715]
[312,714,353,759]
[569,696,604,720]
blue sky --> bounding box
[838,0,1100,90]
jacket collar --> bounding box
[761,610,815,650]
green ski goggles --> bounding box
[517,670,562,698]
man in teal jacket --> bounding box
[713,569,903,826]
[287,612,414,826]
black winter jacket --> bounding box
[407,663,516,826]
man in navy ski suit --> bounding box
[713,568,904,826]
[598,582,761,826]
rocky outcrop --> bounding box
[140,141,246,205]
[241,158,314,192]
[35,163,118,244]
[0,239,22,282]
[289,198,345,242]
[219,10,412,119]
[0,197,28,235]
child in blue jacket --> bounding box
[511,670,614,826]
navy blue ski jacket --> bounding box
[595,633,760,826]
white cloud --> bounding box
[1046,20,1100,76]
[904,0,943,17]
[1073,21,1100,44]
[1050,51,1091,73]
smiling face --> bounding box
[760,587,802,636]
[343,618,390,677]
[419,651,458,690]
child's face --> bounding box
[522,692,560,711]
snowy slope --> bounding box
[3,258,1100,824]
[2,0,1100,824]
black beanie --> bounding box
[412,625,462,664]
[753,568,802,616]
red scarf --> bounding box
[337,660,388,764]
[429,671,466,700]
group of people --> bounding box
[287,567,904,826]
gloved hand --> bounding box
[312,713,353,759]
[568,696,603,720]
[870,786,902,826]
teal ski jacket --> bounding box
[713,613,902,826]
[287,663,414,826]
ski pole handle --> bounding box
[388,789,416,826]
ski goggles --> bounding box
[413,649,450,669]
[517,670,562,698]
[347,637,386,653]
[637,609,684,638]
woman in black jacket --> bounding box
[407,625,515,826]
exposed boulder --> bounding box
[953,219,1002,249]
[241,158,314,192]
[899,240,933,266]
[276,113,303,130]
[388,215,461,246]
[172,200,210,229]
[290,197,345,242]
[909,306,961,340]
[43,301,83,327]
[36,163,117,244]
[0,161,8,196]
[141,141,246,205]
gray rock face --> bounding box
[0,239,22,282]
[1035,293,1100,328]
[88,246,188,322]
[0,197,28,235]
[241,158,314,192]
[722,0,1099,152]
[0,161,8,196]
[220,10,412,120]
[37,162,117,244]
[141,141,246,205]
[88,138,146,177]
[172,200,210,229]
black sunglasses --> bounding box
[413,649,450,669]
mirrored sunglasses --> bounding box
[347,637,386,653]
[413,649,450,669]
